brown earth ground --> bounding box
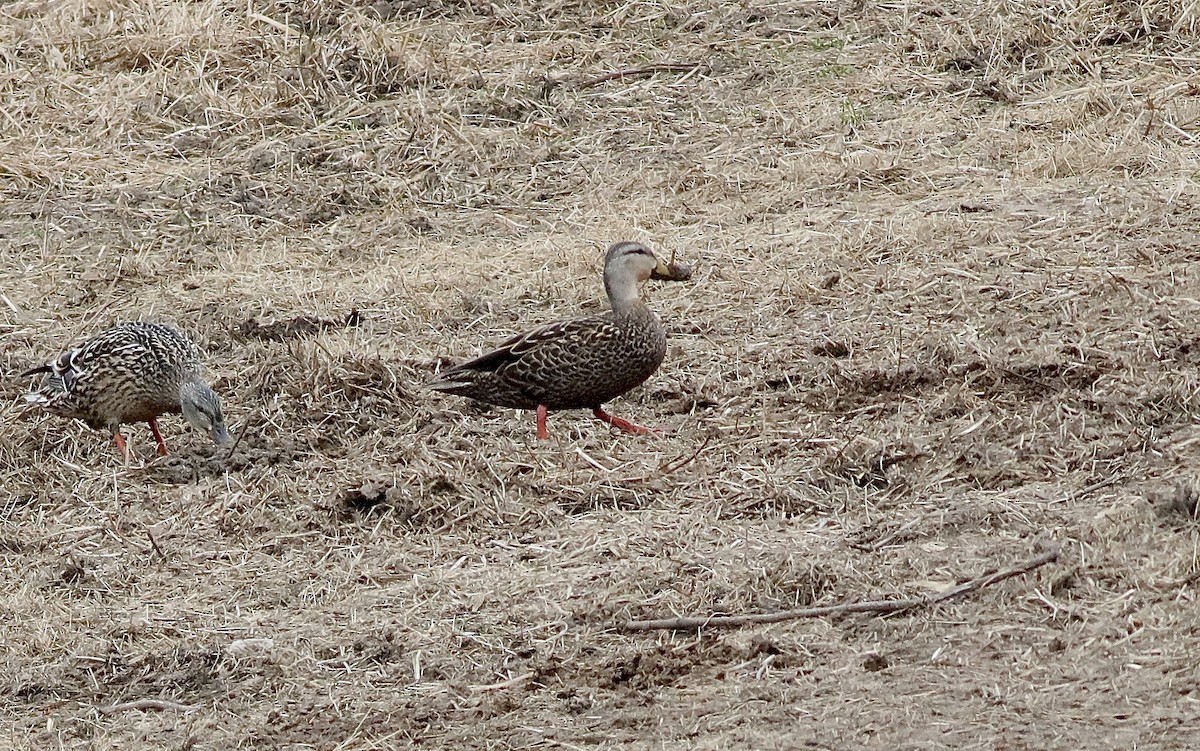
[4,1,1200,748]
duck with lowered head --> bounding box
[23,321,232,461]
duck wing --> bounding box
[429,315,615,405]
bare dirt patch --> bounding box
[4,1,1200,749]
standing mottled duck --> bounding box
[429,241,692,439]
[23,321,232,461]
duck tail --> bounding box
[22,391,51,407]
[426,373,476,394]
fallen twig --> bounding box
[658,434,712,476]
[145,526,166,561]
[621,542,1061,631]
[576,63,705,89]
[618,435,713,483]
[469,672,535,692]
[96,698,200,715]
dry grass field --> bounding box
[4,0,1200,748]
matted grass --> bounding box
[4,0,1200,748]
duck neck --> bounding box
[178,376,208,408]
[605,268,645,315]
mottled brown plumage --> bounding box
[429,241,690,438]
[23,321,232,460]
